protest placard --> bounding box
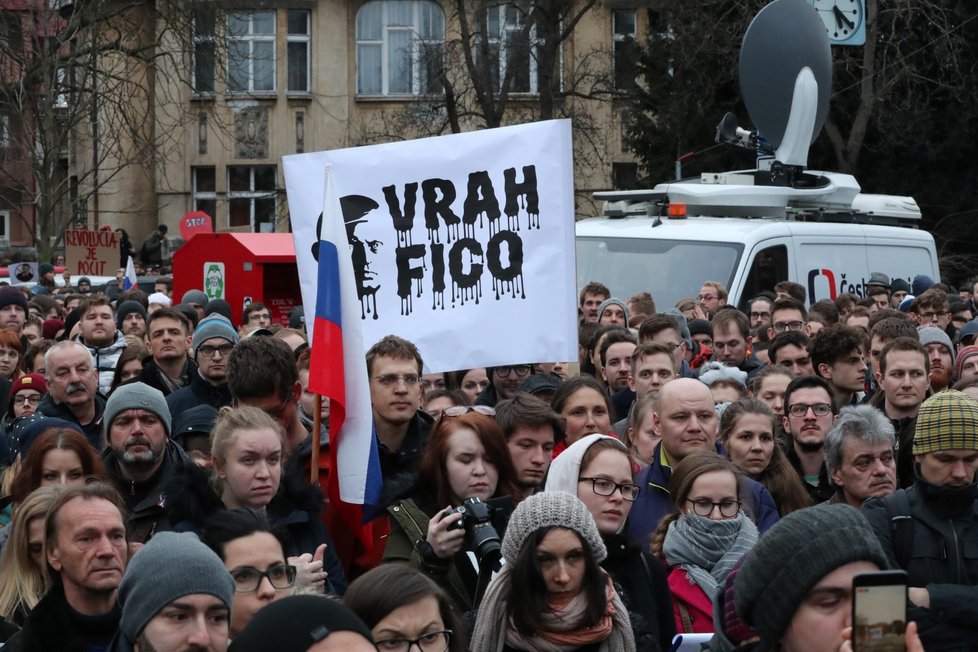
[284,120,578,372]
[65,229,119,276]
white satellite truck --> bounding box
[575,0,939,310]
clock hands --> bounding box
[832,5,855,31]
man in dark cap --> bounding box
[230,595,374,652]
[0,286,28,335]
[866,272,891,310]
[116,300,147,339]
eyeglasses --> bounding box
[441,405,496,418]
[375,630,453,652]
[698,294,716,302]
[198,343,234,357]
[579,476,641,501]
[787,402,832,417]
[771,320,805,333]
[15,394,42,406]
[920,311,950,321]
[495,365,531,378]
[749,311,770,320]
[375,374,420,387]
[686,498,742,518]
[229,563,296,592]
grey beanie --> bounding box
[501,491,605,566]
[181,289,209,307]
[192,314,239,356]
[918,326,955,363]
[115,301,147,330]
[116,532,234,649]
[104,382,171,436]
[734,503,888,647]
[597,298,630,323]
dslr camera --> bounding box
[444,497,502,562]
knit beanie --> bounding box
[954,345,978,381]
[0,287,29,315]
[204,298,234,324]
[9,372,46,400]
[289,305,305,329]
[42,318,64,340]
[192,314,239,356]
[891,278,911,295]
[958,320,978,345]
[898,295,915,313]
[115,301,147,330]
[59,308,82,342]
[918,327,955,363]
[688,319,712,337]
[147,292,171,307]
[181,289,209,307]
[517,373,563,397]
[230,595,374,652]
[734,503,888,647]
[664,308,693,348]
[912,389,978,455]
[104,382,171,436]
[10,415,81,461]
[38,263,54,276]
[115,532,234,651]
[597,298,629,324]
[501,491,606,566]
[912,274,934,296]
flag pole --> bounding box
[310,394,322,484]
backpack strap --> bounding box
[881,489,914,570]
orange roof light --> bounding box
[668,203,687,218]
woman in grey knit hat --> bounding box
[470,491,635,652]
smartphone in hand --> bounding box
[852,570,908,652]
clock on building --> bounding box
[807,0,865,46]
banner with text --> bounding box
[284,120,578,372]
[65,230,119,276]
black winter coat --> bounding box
[3,585,119,652]
[165,370,233,414]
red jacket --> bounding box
[667,565,714,634]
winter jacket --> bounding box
[165,369,232,415]
[863,479,978,652]
[602,531,674,651]
[79,330,128,396]
[667,565,714,634]
[125,356,197,397]
[784,443,835,504]
[867,391,919,489]
[36,392,106,450]
[3,584,119,652]
[101,439,212,542]
[626,443,779,546]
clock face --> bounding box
[812,0,864,43]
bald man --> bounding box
[626,378,781,542]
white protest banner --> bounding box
[284,120,578,372]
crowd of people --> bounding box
[0,268,973,650]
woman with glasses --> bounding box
[650,452,758,635]
[550,375,615,457]
[0,374,46,435]
[719,399,811,516]
[546,435,676,650]
[384,410,520,613]
[471,491,636,651]
[201,508,296,640]
[210,406,347,596]
[344,564,466,652]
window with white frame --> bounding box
[0,211,9,245]
[356,0,445,96]
[192,9,216,94]
[228,11,275,93]
[287,10,311,93]
[228,165,276,232]
[192,166,217,219]
[613,9,637,90]
[482,3,540,94]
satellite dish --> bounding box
[739,0,831,151]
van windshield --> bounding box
[576,236,743,308]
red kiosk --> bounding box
[172,233,300,327]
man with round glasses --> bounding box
[781,375,839,503]
[167,314,239,415]
[766,297,809,341]
[474,363,535,407]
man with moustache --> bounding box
[626,378,779,545]
[4,483,128,652]
[38,341,106,448]
[782,375,838,503]
[823,405,897,508]
[101,382,211,543]
[918,326,955,393]
[863,390,978,650]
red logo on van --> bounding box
[808,269,838,304]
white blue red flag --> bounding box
[123,256,137,290]
[309,165,383,533]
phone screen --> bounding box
[853,583,906,651]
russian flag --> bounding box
[309,165,383,541]
[123,256,137,290]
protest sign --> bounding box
[284,120,578,372]
[65,229,119,276]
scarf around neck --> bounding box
[662,511,758,604]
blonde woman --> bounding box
[0,486,62,627]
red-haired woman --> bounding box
[383,409,520,613]
[0,328,23,382]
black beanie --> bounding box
[204,298,234,325]
[0,287,29,316]
[230,595,373,652]
[734,503,888,646]
[115,300,148,330]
